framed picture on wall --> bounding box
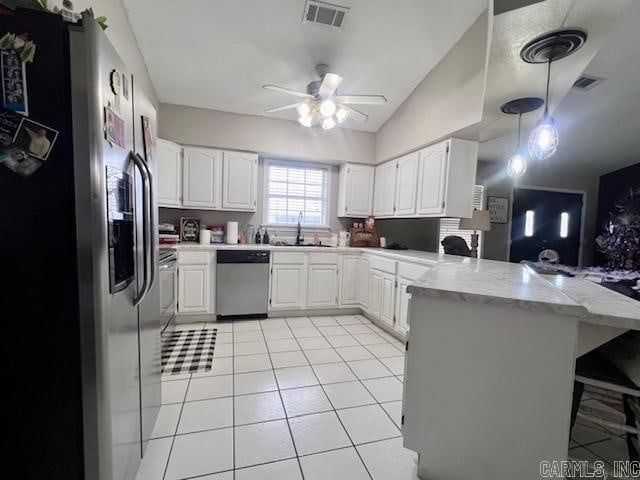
[488,196,509,224]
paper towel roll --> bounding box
[226,221,238,244]
[199,229,211,245]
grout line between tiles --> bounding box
[258,320,307,480]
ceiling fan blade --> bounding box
[319,73,342,98]
[335,95,387,105]
[263,84,313,98]
[340,105,368,122]
[264,103,301,113]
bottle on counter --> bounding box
[255,230,261,244]
[263,229,270,245]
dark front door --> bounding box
[509,188,583,266]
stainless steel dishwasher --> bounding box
[216,250,270,319]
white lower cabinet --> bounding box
[368,269,383,319]
[395,278,412,335]
[270,264,306,310]
[380,272,396,327]
[307,264,339,308]
[357,256,371,308]
[177,264,209,313]
[340,255,359,306]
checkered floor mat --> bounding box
[161,329,217,375]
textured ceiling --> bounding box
[123,0,487,132]
[477,0,639,174]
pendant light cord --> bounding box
[517,113,522,149]
[544,59,552,116]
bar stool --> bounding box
[570,350,640,461]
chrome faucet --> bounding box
[296,212,304,245]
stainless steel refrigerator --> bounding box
[2,8,160,480]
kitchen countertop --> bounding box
[172,243,639,328]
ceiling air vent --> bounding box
[303,1,349,29]
[572,75,604,91]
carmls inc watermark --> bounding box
[540,460,640,478]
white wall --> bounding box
[374,11,491,164]
[47,0,158,105]
[159,104,376,166]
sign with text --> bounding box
[488,196,509,224]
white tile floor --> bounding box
[136,314,419,480]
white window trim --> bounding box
[262,158,332,230]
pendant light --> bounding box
[520,28,588,161]
[528,59,559,160]
[500,97,544,179]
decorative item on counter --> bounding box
[365,215,375,231]
[350,224,380,247]
[209,225,224,244]
[180,217,199,242]
[313,233,320,245]
[239,233,245,244]
[379,237,387,248]
[225,221,238,244]
[199,228,211,245]
[338,230,351,247]
[245,224,255,244]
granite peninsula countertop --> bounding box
[173,243,639,329]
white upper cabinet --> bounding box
[417,138,478,218]
[373,160,397,218]
[337,164,375,218]
[182,147,221,209]
[157,139,182,207]
[416,141,448,215]
[222,151,258,211]
[394,152,420,216]
[372,138,478,219]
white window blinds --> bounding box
[264,160,330,227]
[438,185,485,254]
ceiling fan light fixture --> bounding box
[298,115,313,127]
[321,116,336,130]
[319,99,336,117]
[335,107,349,124]
[296,103,311,117]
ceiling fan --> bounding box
[263,64,387,130]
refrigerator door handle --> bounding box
[131,151,152,306]
[136,152,156,293]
